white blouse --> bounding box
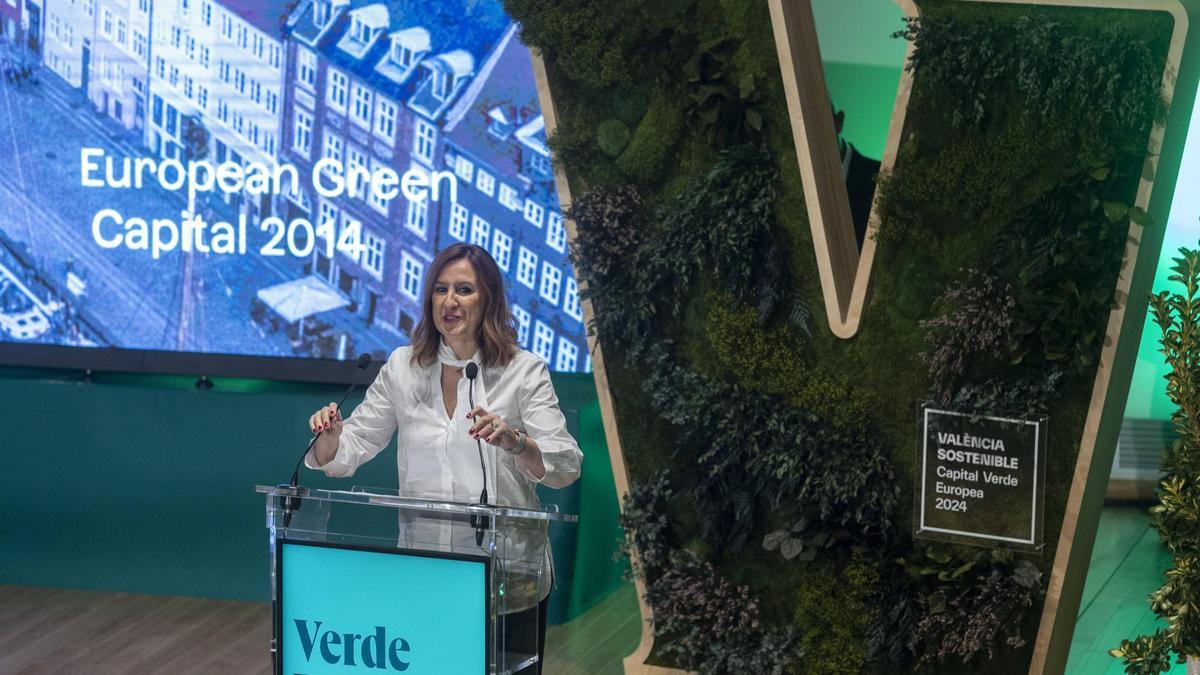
[306,343,583,608]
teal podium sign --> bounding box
[277,541,489,674]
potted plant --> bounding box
[1112,248,1200,674]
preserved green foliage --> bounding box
[897,11,1165,162]
[612,85,649,125]
[920,269,1017,403]
[644,551,800,674]
[512,0,1172,672]
[615,92,685,185]
[504,0,640,89]
[705,297,805,397]
[1002,169,1148,373]
[597,118,632,157]
[793,550,880,675]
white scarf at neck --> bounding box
[437,339,481,371]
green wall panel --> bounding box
[0,369,620,624]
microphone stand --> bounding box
[465,362,489,547]
[280,353,373,530]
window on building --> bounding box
[512,305,530,347]
[475,169,495,197]
[134,31,147,59]
[405,198,427,237]
[352,17,373,44]
[351,83,372,128]
[527,151,552,179]
[392,42,413,68]
[433,70,453,101]
[202,1,211,25]
[547,212,567,253]
[374,98,397,142]
[346,146,367,198]
[491,230,512,272]
[340,214,363,262]
[516,247,537,289]
[469,215,490,248]
[524,199,545,228]
[327,69,348,112]
[499,183,519,210]
[323,131,343,165]
[101,9,112,38]
[116,19,126,45]
[413,119,436,166]
[297,48,316,91]
[449,203,468,241]
[564,277,582,322]
[362,229,385,279]
[454,156,473,183]
[293,109,313,156]
[266,91,278,114]
[555,338,578,372]
[400,252,423,300]
[533,321,554,363]
[201,46,210,69]
[539,262,562,305]
[367,159,392,215]
[319,200,338,229]
[314,0,330,27]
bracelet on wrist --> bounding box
[506,429,528,455]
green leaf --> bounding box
[780,537,805,560]
[745,108,763,131]
[1102,201,1129,222]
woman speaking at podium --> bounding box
[303,242,582,673]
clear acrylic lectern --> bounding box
[257,485,577,675]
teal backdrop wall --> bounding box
[0,367,624,624]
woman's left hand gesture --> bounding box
[467,407,519,451]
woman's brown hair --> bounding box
[410,243,518,368]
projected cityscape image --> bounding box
[0,0,590,373]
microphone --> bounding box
[280,353,373,530]
[465,361,489,546]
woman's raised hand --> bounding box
[466,406,518,451]
[307,403,343,467]
[309,402,344,437]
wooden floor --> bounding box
[1,507,1172,674]
[0,582,641,674]
[0,586,271,675]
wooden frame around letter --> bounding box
[532,0,1192,672]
